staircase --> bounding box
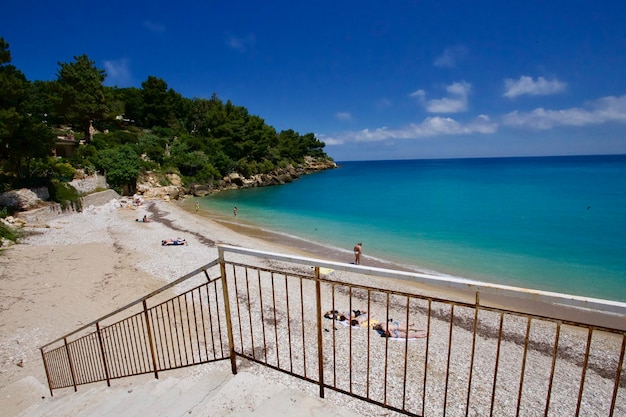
[3,370,361,417]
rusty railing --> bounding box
[41,245,626,416]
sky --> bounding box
[2,0,626,161]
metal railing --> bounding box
[41,245,626,416]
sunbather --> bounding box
[161,238,187,246]
[324,309,369,326]
[373,320,427,338]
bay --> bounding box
[201,155,626,302]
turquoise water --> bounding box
[201,155,626,302]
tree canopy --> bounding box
[0,37,331,195]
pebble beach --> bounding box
[0,196,624,416]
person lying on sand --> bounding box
[161,238,187,246]
[324,309,369,326]
[373,320,427,338]
[136,215,153,223]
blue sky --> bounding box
[3,1,626,161]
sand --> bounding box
[1,196,624,416]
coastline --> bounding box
[177,198,626,330]
[1,196,625,416]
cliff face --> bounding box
[144,157,337,199]
[0,158,337,209]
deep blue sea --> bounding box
[200,155,626,302]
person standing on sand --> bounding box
[353,242,362,265]
[195,202,199,213]
[233,206,238,216]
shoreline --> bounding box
[177,198,626,330]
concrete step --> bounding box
[5,371,362,417]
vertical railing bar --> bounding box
[46,350,58,389]
[348,286,353,393]
[63,337,78,392]
[143,301,159,378]
[198,285,210,362]
[244,267,255,360]
[401,295,411,411]
[53,348,65,388]
[113,323,127,377]
[257,269,268,363]
[176,296,189,366]
[270,272,280,368]
[421,299,432,417]
[314,266,325,398]
[515,317,532,417]
[331,283,337,387]
[182,294,193,365]
[72,338,85,384]
[171,298,182,368]
[443,304,456,415]
[165,302,176,368]
[95,323,111,386]
[207,281,218,359]
[213,278,225,358]
[366,288,372,400]
[141,313,152,373]
[191,288,201,364]
[128,316,142,374]
[284,273,294,373]
[154,305,168,371]
[120,319,134,376]
[232,264,244,355]
[574,327,594,417]
[40,348,54,396]
[608,333,626,417]
[489,312,505,417]
[299,276,308,379]
[465,293,480,417]
[82,336,97,383]
[105,326,120,378]
[383,292,390,405]
[544,322,561,416]
[218,249,237,374]
[120,319,134,375]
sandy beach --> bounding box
[1,195,624,416]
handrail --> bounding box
[39,245,626,416]
[40,259,220,350]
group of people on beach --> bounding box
[323,309,427,339]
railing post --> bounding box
[315,266,325,398]
[143,300,159,379]
[64,337,78,392]
[40,348,54,397]
[95,322,111,387]
[219,247,238,375]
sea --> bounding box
[198,154,626,303]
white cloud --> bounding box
[322,115,497,145]
[143,20,165,33]
[335,112,353,121]
[415,81,471,113]
[502,94,626,129]
[104,59,132,87]
[409,89,425,99]
[377,98,392,108]
[503,76,567,98]
[434,45,468,68]
[227,34,256,52]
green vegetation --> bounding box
[0,37,332,199]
